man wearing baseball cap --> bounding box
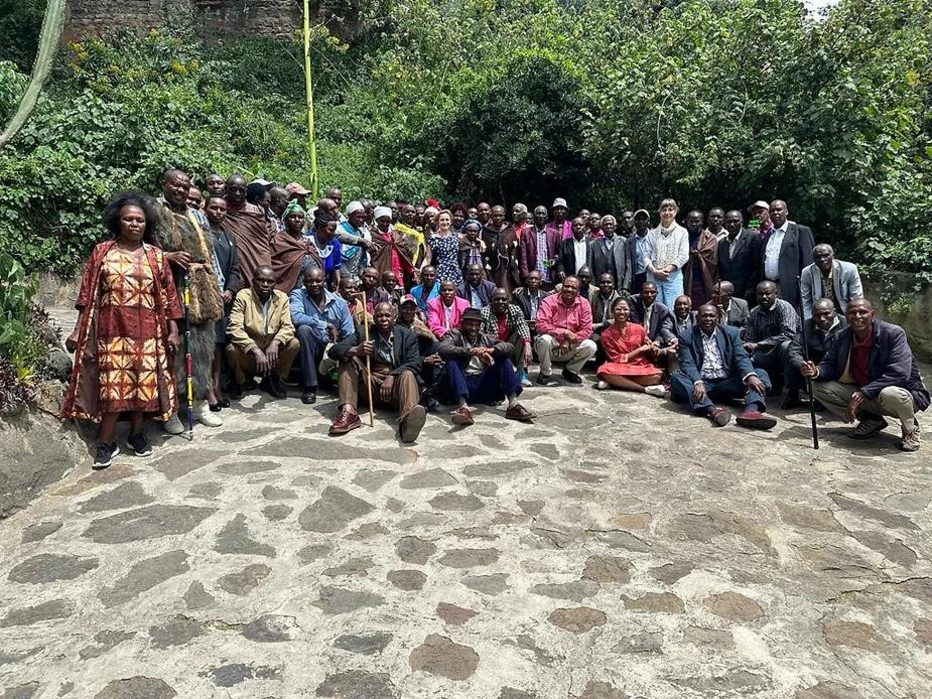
[285,182,311,208]
[548,197,573,241]
[438,307,536,425]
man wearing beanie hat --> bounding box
[438,308,536,426]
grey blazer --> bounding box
[800,259,863,319]
[587,236,628,290]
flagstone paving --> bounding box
[1,383,930,698]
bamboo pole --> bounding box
[302,0,320,199]
[360,291,375,427]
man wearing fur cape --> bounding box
[154,169,225,432]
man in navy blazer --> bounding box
[757,200,815,307]
[802,299,928,452]
[671,304,778,429]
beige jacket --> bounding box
[228,288,295,352]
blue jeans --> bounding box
[648,268,683,308]
[444,357,522,405]
[670,369,771,414]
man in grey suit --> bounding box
[711,281,749,328]
[757,200,815,307]
[800,244,863,319]
[587,214,628,290]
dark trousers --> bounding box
[631,272,647,296]
[670,369,771,414]
[419,339,443,399]
[751,341,790,392]
[785,349,825,394]
[445,357,522,405]
[296,324,325,389]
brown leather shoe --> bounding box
[736,409,777,430]
[707,406,732,427]
[329,411,361,436]
[450,406,475,426]
[505,403,536,422]
[400,405,427,443]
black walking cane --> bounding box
[796,275,819,449]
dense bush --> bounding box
[0,0,929,287]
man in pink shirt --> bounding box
[534,275,597,385]
[427,280,471,339]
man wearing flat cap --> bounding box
[438,307,536,426]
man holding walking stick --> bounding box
[801,299,928,452]
[327,301,427,442]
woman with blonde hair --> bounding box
[643,198,689,307]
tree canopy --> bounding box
[0,0,929,287]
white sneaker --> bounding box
[596,380,609,390]
[645,384,668,398]
[163,414,185,435]
[195,402,223,427]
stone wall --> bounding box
[864,273,932,363]
[64,0,356,42]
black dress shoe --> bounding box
[536,373,553,386]
[209,403,222,412]
[561,368,582,384]
[780,393,802,410]
[229,383,244,400]
[219,398,231,408]
[267,375,288,399]
[301,388,317,405]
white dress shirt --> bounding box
[764,223,788,281]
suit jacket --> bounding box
[626,295,675,345]
[719,297,750,328]
[671,310,697,336]
[621,233,649,292]
[518,225,561,280]
[678,324,755,385]
[587,235,628,289]
[457,279,496,307]
[557,236,590,279]
[757,222,815,306]
[328,323,422,382]
[438,329,514,362]
[513,287,552,323]
[814,320,930,410]
[718,229,760,302]
[426,296,471,338]
[214,226,242,294]
[787,315,847,369]
[800,260,863,319]
[590,290,622,332]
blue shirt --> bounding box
[289,289,354,344]
[410,281,440,312]
[635,234,647,274]
[301,235,343,280]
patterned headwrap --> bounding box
[462,218,482,232]
[284,199,306,218]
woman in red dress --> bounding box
[595,297,666,395]
[63,192,182,469]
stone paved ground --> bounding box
[1,374,931,699]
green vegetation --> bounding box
[0,0,929,288]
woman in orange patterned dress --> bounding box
[63,192,182,469]
[595,297,666,396]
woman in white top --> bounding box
[642,198,689,308]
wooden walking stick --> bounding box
[796,275,819,450]
[360,290,375,427]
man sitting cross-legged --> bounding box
[327,301,427,442]
[801,298,928,452]
[671,303,778,429]
[480,288,533,386]
[438,308,536,426]
[534,275,597,385]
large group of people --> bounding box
[61,170,929,468]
